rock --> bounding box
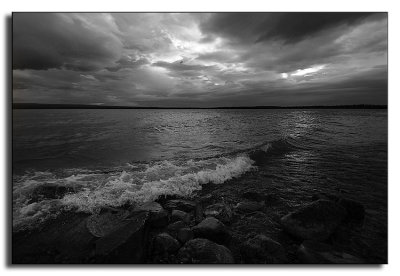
[164,199,196,212]
[338,198,365,223]
[204,203,233,224]
[235,201,264,213]
[194,202,203,223]
[29,183,76,203]
[280,200,346,241]
[166,221,187,238]
[177,238,234,264]
[240,235,287,264]
[94,211,149,263]
[297,240,364,264]
[152,233,180,255]
[86,209,130,238]
[171,210,191,224]
[192,217,231,244]
[135,201,169,228]
[177,228,193,244]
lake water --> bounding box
[12,109,387,232]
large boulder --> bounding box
[204,203,233,224]
[192,217,231,244]
[280,200,346,241]
[171,209,191,224]
[164,199,196,212]
[86,209,130,238]
[177,238,234,264]
[177,228,193,244]
[166,220,187,238]
[94,211,149,263]
[135,201,169,228]
[297,240,364,264]
[338,198,365,224]
[240,234,288,264]
[235,201,264,213]
[152,233,180,256]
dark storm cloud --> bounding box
[200,12,381,44]
[12,13,387,106]
[13,13,122,71]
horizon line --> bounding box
[12,103,388,109]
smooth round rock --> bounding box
[177,238,234,264]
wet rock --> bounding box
[235,201,264,213]
[86,209,130,238]
[297,240,364,264]
[177,238,234,264]
[135,201,169,228]
[152,233,180,255]
[29,184,76,203]
[280,200,346,241]
[194,202,204,223]
[166,220,187,238]
[192,217,231,244]
[94,211,149,263]
[164,199,196,212]
[338,198,365,224]
[171,210,190,224]
[177,228,194,244]
[240,234,288,264]
[204,203,233,224]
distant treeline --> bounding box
[13,103,388,110]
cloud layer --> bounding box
[13,13,388,106]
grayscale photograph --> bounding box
[11,12,388,264]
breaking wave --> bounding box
[12,136,305,231]
[13,154,255,231]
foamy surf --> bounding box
[12,154,255,231]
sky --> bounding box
[12,13,388,107]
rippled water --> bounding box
[12,109,387,231]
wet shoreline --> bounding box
[12,168,387,264]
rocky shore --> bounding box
[13,169,384,264]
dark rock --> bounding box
[177,228,194,244]
[192,217,231,244]
[94,211,149,263]
[86,209,130,238]
[166,221,187,238]
[171,210,190,224]
[240,234,288,264]
[280,200,347,241]
[164,199,196,212]
[204,203,233,224]
[297,240,364,264]
[235,201,264,213]
[13,212,94,263]
[29,183,76,203]
[135,202,169,228]
[194,202,204,223]
[338,198,365,223]
[177,238,234,264]
[152,233,180,255]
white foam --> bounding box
[13,155,255,230]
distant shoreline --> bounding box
[12,103,388,110]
